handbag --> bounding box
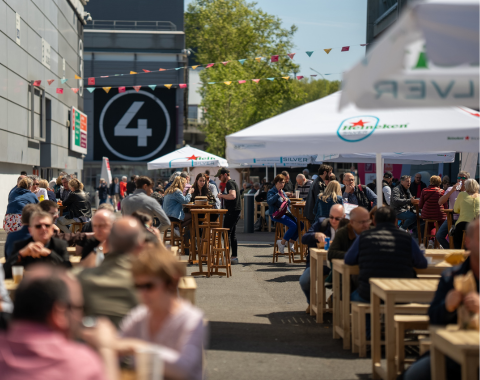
[272,191,288,219]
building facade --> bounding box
[366,0,410,45]
[0,0,87,212]
[82,0,186,192]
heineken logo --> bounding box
[186,155,218,160]
[337,116,408,142]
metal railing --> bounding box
[84,20,177,31]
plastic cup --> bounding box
[135,346,163,380]
[295,190,300,198]
[12,266,24,284]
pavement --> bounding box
[186,220,372,380]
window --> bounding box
[188,105,198,120]
[29,83,46,142]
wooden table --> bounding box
[309,248,331,323]
[444,209,456,249]
[370,278,439,380]
[424,248,466,260]
[291,202,307,262]
[183,204,212,264]
[431,326,479,380]
[58,205,66,216]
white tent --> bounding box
[340,0,479,110]
[316,152,455,165]
[226,91,479,195]
[148,145,228,170]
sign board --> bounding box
[15,13,21,45]
[70,107,88,154]
[42,39,51,69]
[94,88,176,161]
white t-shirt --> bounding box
[383,186,392,205]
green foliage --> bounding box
[186,0,340,156]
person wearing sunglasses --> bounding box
[436,171,470,248]
[4,211,71,279]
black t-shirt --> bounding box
[224,180,241,213]
[81,237,101,259]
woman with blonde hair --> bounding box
[38,179,56,201]
[56,178,92,233]
[163,176,195,235]
[453,178,480,248]
[314,180,344,221]
[3,177,38,233]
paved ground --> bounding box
[186,222,372,380]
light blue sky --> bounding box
[185,0,368,82]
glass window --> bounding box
[188,105,198,120]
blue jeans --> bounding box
[272,214,303,242]
[351,289,371,339]
[397,211,417,231]
[299,267,310,303]
[99,198,107,205]
[403,355,431,380]
[436,219,450,248]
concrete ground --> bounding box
[187,222,372,380]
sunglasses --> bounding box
[329,216,342,221]
[457,177,467,180]
[134,282,157,290]
[34,223,52,229]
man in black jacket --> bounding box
[281,171,295,196]
[409,172,427,198]
[342,173,377,211]
[126,175,138,196]
[4,211,71,278]
[305,164,333,222]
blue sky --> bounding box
[185,0,368,82]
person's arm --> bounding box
[383,186,392,205]
[344,236,360,265]
[328,230,348,261]
[266,190,281,206]
[364,186,377,207]
[220,185,237,200]
[439,186,456,206]
[391,187,411,208]
[411,238,428,268]
[301,220,323,246]
[174,190,191,205]
[149,199,171,232]
[428,274,458,325]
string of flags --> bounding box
[35,73,345,94]
[31,43,368,86]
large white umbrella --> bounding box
[340,0,479,110]
[148,145,228,169]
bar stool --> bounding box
[422,219,440,248]
[163,221,183,249]
[70,222,85,233]
[272,222,294,263]
[210,228,231,277]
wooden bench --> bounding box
[395,315,430,372]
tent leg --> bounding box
[376,153,383,205]
[274,163,277,178]
[266,167,268,183]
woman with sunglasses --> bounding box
[313,180,344,222]
[114,248,205,380]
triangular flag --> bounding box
[164,84,172,89]
[61,78,68,84]
[56,88,64,94]
[71,88,79,93]
[306,51,314,57]
[133,86,141,92]
[148,85,156,90]
[142,69,151,73]
[118,87,126,93]
[252,79,260,83]
[255,57,262,62]
[33,80,41,86]
[414,52,429,69]
[224,81,232,85]
[103,87,112,93]
[360,43,369,47]
[341,46,350,52]
[267,78,275,81]
[206,63,214,68]
[282,77,290,80]
[159,68,166,71]
[74,75,81,79]
[115,74,120,76]
[287,53,295,59]
[222,61,229,66]
[297,76,304,80]
[87,87,95,93]
[88,78,95,85]
[179,84,187,89]
[101,76,109,78]
[270,55,279,62]
[47,79,55,85]
[208,82,216,84]
[324,49,332,54]
[238,59,246,65]
[310,75,317,77]
[238,80,246,84]
[192,66,199,70]
[130,71,137,74]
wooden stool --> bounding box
[272,222,294,263]
[163,221,183,250]
[423,219,440,248]
[70,222,85,233]
[210,228,231,277]
[419,337,431,355]
[395,315,430,372]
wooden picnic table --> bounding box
[430,326,479,380]
[309,248,331,323]
[370,278,439,380]
[444,209,456,249]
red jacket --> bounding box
[419,185,446,221]
[120,181,127,198]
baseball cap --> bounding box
[384,171,393,179]
[214,167,230,177]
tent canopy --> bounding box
[315,152,455,165]
[148,146,228,170]
[229,155,316,168]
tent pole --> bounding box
[274,163,277,178]
[266,167,268,183]
[376,153,383,205]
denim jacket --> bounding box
[267,186,291,216]
[6,187,39,214]
[314,195,344,221]
[163,190,192,221]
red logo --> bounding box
[186,155,199,160]
[465,136,470,140]
[350,119,369,127]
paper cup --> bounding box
[12,266,24,284]
[295,190,300,198]
[135,346,163,380]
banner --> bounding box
[100,157,113,185]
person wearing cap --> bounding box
[215,168,241,264]
[382,172,394,206]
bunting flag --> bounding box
[238,59,246,65]
[103,87,111,93]
[192,66,199,70]
[306,51,314,57]
[119,87,126,93]
[267,78,275,81]
[101,76,109,78]
[130,71,138,74]
[282,77,290,80]
[159,68,166,71]
[33,80,41,86]
[133,86,142,92]
[341,46,350,52]
[88,78,95,85]
[252,79,260,83]
[164,84,172,89]
[148,85,156,90]
[56,88,64,94]
[47,79,55,85]
[255,57,262,63]
[222,61,229,66]
[208,82,216,84]
[142,69,151,73]
[238,80,246,84]
[270,55,279,62]
[224,81,232,85]
[61,78,68,84]
[179,84,187,89]
[87,88,95,93]
[206,63,214,68]
[74,75,81,80]
[287,53,295,59]
[297,76,304,80]
[310,75,317,77]
[71,88,79,93]
[324,49,332,54]
[175,67,183,70]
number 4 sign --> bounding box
[114,101,152,146]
